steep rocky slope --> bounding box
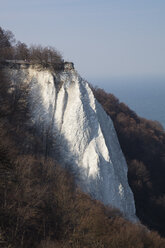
[5,65,136,221]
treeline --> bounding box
[0,26,63,69]
[93,87,165,237]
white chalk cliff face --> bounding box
[8,66,137,221]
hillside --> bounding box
[0,26,165,247]
[93,87,165,237]
[1,68,165,248]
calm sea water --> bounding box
[91,77,165,129]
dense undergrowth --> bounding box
[93,87,165,237]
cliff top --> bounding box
[0,59,74,71]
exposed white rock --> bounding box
[7,67,137,221]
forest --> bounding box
[0,26,165,247]
[93,87,165,237]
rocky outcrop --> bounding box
[6,66,137,221]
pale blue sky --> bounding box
[0,0,165,81]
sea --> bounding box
[90,76,165,129]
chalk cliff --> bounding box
[7,65,137,221]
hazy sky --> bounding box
[0,0,165,81]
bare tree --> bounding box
[0,27,15,60]
[29,45,45,65]
[14,41,29,61]
[0,27,15,47]
[29,45,62,68]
